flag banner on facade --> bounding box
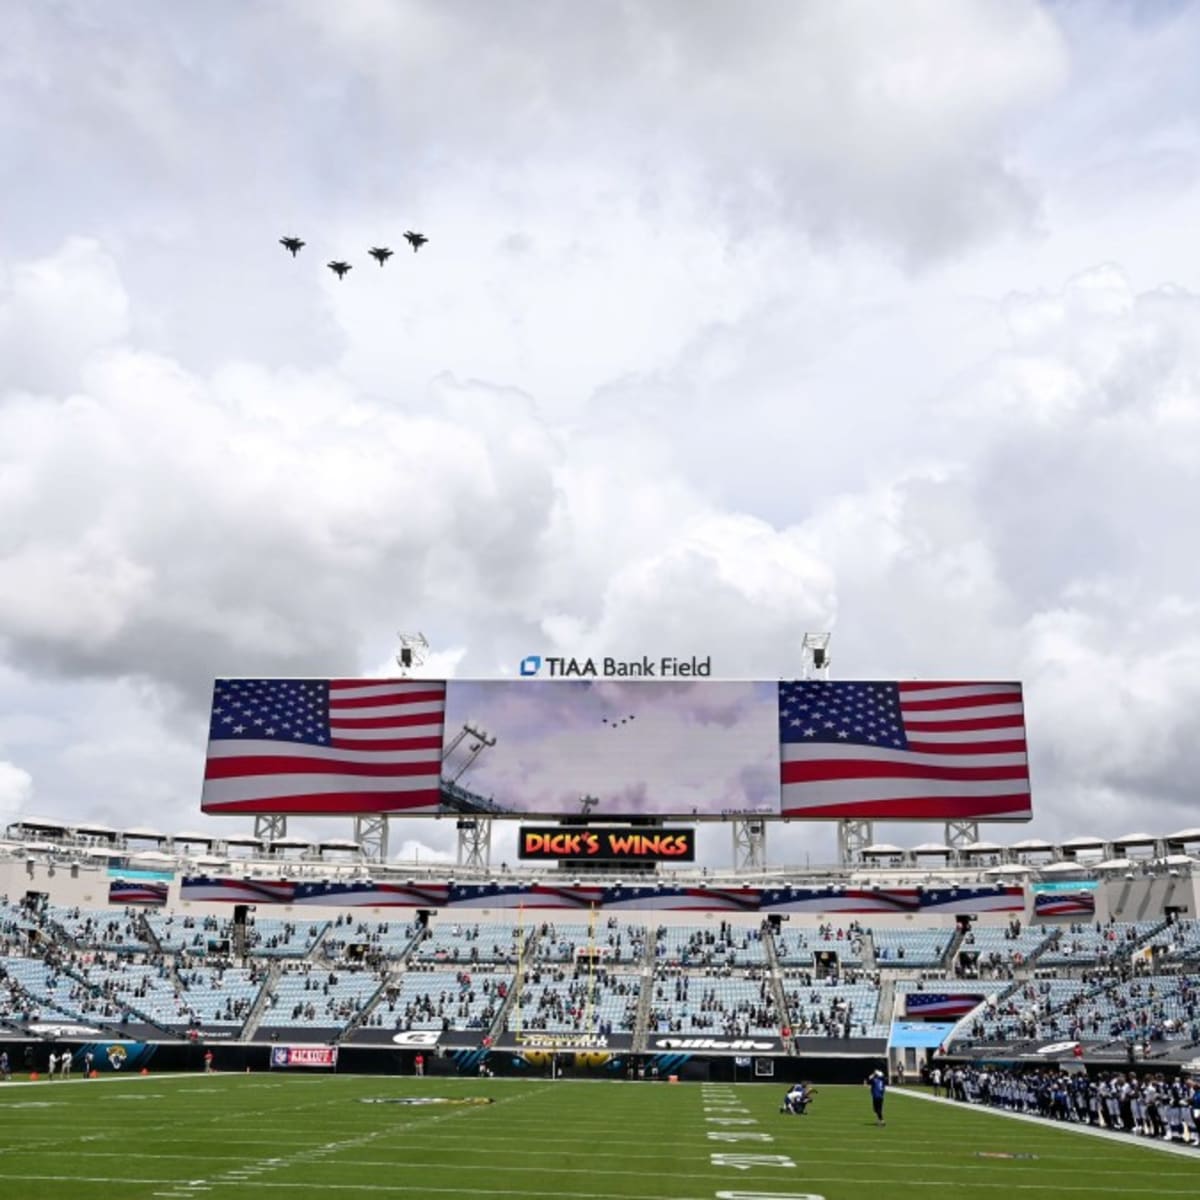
[108,880,168,905]
[779,681,1031,821]
[202,678,445,815]
[904,992,985,1019]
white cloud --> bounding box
[0,760,33,822]
[1,2,1199,860]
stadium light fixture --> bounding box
[395,632,430,674]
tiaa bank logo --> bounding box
[519,654,542,677]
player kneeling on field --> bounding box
[781,1082,815,1115]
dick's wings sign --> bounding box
[519,827,695,862]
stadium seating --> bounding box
[647,974,781,1037]
[534,921,647,965]
[243,917,328,958]
[379,966,511,1031]
[175,965,265,1028]
[413,921,530,965]
[784,979,888,1039]
[872,928,952,967]
[44,905,150,953]
[508,967,640,1034]
[653,922,768,968]
[772,923,865,966]
[322,918,422,962]
[264,965,383,1027]
[1038,921,1163,967]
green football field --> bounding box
[0,1072,1196,1199]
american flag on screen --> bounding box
[904,993,984,1019]
[778,681,1031,821]
[201,679,445,815]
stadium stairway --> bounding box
[1023,925,1063,967]
[940,924,968,971]
[332,971,396,1041]
[876,975,897,1030]
[304,922,335,963]
[138,912,164,956]
[861,932,877,970]
[240,961,283,1040]
[484,923,546,1045]
[629,935,659,1053]
[760,931,794,1053]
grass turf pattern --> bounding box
[0,1073,1195,1199]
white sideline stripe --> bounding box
[0,1071,234,1090]
[4,1181,1196,1199]
[893,1087,1200,1160]
[6,1184,716,1200]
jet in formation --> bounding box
[281,235,427,275]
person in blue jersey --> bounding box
[781,1081,815,1115]
[867,1069,887,1126]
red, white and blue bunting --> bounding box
[179,877,1024,914]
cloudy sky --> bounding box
[2,0,1199,865]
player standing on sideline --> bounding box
[867,1069,887,1126]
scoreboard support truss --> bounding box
[731,819,766,872]
[354,814,390,863]
[457,817,493,870]
[837,818,873,866]
[254,814,287,844]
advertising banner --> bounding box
[270,1044,339,1069]
[201,678,1031,822]
[518,826,695,862]
[645,1034,785,1055]
[497,1031,634,1053]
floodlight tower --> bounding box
[353,631,432,863]
[395,632,430,675]
[799,634,866,868]
[443,722,498,869]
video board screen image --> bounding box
[443,679,780,819]
[200,678,1030,822]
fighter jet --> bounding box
[404,231,428,252]
[327,260,352,279]
[280,236,305,256]
[368,247,393,266]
